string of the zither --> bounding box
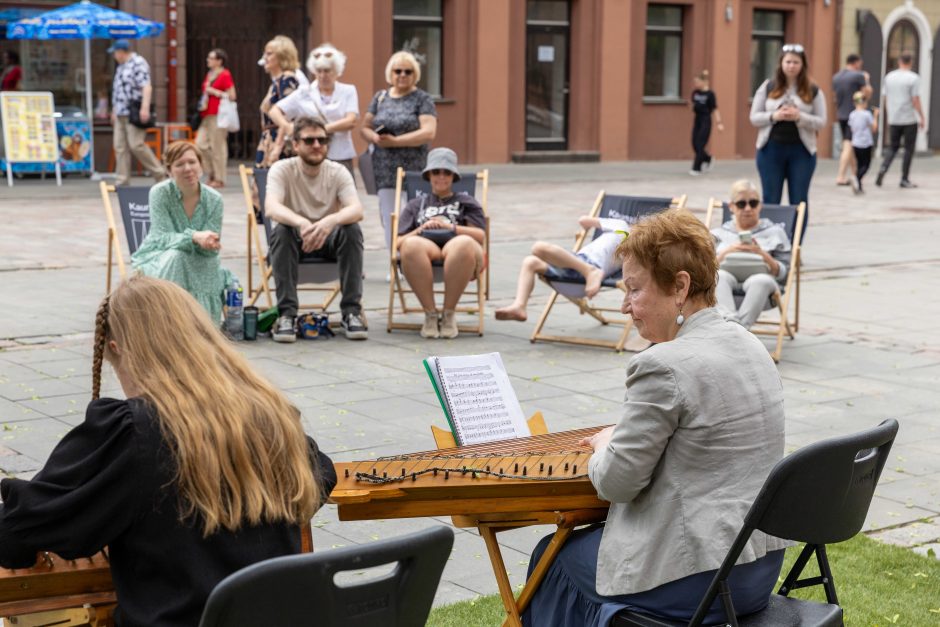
[351,425,610,485]
[376,425,610,461]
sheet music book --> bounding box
[423,353,531,446]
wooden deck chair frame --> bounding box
[530,192,688,352]
[238,164,341,313]
[387,167,490,336]
[101,182,151,293]
[430,414,607,627]
[705,198,805,363]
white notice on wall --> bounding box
[537,46,555,63]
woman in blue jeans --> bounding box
[750,44,827,240]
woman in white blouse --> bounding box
[268,43,359,174]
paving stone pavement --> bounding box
[1,155,939,608]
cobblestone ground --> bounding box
[1,155,938,605]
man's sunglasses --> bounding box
[393,68,414,76]
[782,43,804,54]
[298,136,330,146]
[733,199,760,209]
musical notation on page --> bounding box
[423,353,530,445]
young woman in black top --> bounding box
[689,70,723,175]
[0,276,336,627]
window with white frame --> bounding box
[393,0,443,97]
[644,5,682,99]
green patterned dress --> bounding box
[131,180,233,322]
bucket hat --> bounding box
[422,147,461,181]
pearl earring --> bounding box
[676,304,685,326]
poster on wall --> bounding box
[56,119,92,173]
[0,91,63,186]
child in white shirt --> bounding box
[495,216,630,322]
[847,91,879,193]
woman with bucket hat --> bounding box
[396,148,485,339]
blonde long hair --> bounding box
[92,276,320,535]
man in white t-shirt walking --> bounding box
[876,53,926,188]
[265,117,367,342]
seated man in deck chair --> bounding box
[494,215,631,322]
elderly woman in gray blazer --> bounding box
[522,211,790,627]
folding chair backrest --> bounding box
[401,170,479,204]
[198,526,454,627]
[114,186,152,255]
[747,418,898,545]
[592,195,675,242]
[720,202,799,243]
[253,168,273,241]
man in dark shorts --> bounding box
[832,54,870,186]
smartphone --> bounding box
[739,231,753,245]
[374,125,393,136]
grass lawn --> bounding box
[426,535,940,626]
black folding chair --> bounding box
[100,182,151,292]
[197,526,454,627]
[530,192,686,351]
[239,164,341,313]
[613,418,899,627]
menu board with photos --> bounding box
[1,91,59,163]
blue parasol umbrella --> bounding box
[6,0,165,175]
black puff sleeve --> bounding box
[0,398,142,568]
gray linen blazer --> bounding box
[589,307,790,596]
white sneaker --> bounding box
[689,169,702,176]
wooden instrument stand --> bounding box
[431,413,608,627]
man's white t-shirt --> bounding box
[276,81,360,160]
[883,68,920,126]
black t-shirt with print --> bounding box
[398,191,486,235]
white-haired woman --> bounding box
[360,50,437,251]
[269,43,359,174]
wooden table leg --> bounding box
[480,526,523,627]
[514,525,573,615]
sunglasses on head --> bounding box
[782,44,804,54]
[734,199,760,209]
[393,68,414,76]
[312,51,334,59]
[298,135,330,146]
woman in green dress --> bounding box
[131,142,233,322]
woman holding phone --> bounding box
[712,180,791,330]
[749,44,826,240]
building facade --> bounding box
[839,0,938,152]
[1,0,842,163]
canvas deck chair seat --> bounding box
[101,182,152,292]
[705,198,805,362]
[530,192,687,352]
[388,167,490,336]
[239,164,340,314]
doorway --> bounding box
[525,1,570,151]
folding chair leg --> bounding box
[530,291,560,343]
[614,318,635,352]
[106,234,113,294]
[477,277,485,336]
[387,266,397,332]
